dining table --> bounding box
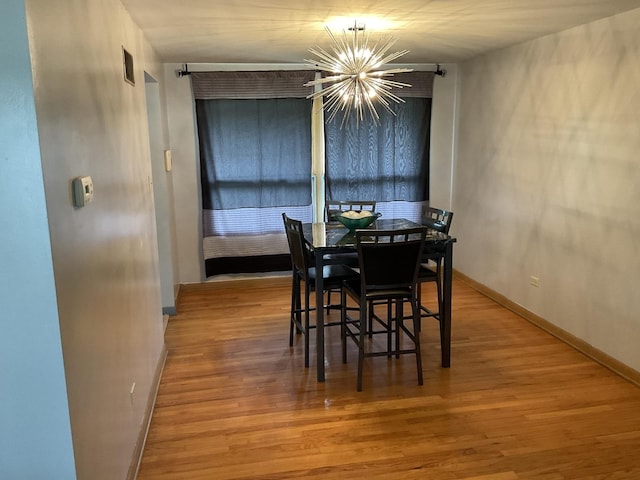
[301,217,457,382]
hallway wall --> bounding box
[22,0,169,477]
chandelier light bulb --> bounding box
[304,21,413,126]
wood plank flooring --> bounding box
[136,276,640,479]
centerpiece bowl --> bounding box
[335,211,382,232]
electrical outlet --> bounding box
[130,382,136,404]
[530,276,540,287]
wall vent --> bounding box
[122,47,135,86]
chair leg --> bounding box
[387,300,394,358]
[395,300,404,359]
[436,275,443,318]
[341,289,347,364]
[289,274,300,346]
[357,302,366,392]
[295,277,303,334]
[412,298,424,386]
[304,283,311,368]
[416,282,423,331]
[434,261,444,320]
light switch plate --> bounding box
[164,149,172,172]
[72,176,94,207]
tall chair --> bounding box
[323,200,377,310]
[325,200,376,222]
[417,206,454,326]
[422,206,453,235]
[341,227,427,391]
[282,213,358,368]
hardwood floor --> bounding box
[136,276,640,479]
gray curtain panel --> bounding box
[325,97,432,203]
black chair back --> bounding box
[421,206,453,234]
[356,228,427,294]
[282,213,309,276]
[325,200,376,221]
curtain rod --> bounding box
[177,64,191,77]
[177,62,446,77]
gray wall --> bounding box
[430,64,458,210]
[453,8,640,371]
[0,0,170,478]
[146,74,179,315]
[163,64,204,283]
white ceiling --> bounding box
[120,0,640,64]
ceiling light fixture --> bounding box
[304,21,413,126]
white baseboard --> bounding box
[127,343,168,480]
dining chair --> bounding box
[323,200,378,311]
[282,213,359,368]
[325,200,377,222]
[341,227,427,391]
[421,206,453,235]
[416,206,454,327]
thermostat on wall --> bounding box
[72,176,94,207]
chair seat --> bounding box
[323,252,359,267]
[308,264,358,284]
[344,278,412,300]
[417,264,438,280]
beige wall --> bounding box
[25,0,168,477]
[430,64,458,211]
[453,8,640,371]
[163,63,204,283]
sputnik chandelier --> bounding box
[304,21,413,125]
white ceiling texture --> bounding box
[120,0,640,65]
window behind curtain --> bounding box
[197,98,312,234]
[325,97,432,221]
[193,71,314,278]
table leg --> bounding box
[440,242,453,368]
[315,250,325,382]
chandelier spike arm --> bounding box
[368,77,412,89]
[347,25,364,67]
[327,28,356,68]
[375,49,412,67]
[303,22,413,126]
[305,46,351,72]
[326,28,357,68]
[361,90,383,119]
[368,36,396,59]
[354,30,374,71]
[361,81,398,108]
[374,87,406,107]
[306,76,356,101]
[365,36,404,68]
[304,50,337,69]
[303,73,350,88]
[327,100,344,124]
[365,76,410,97]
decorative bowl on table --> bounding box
[335,211,382,232]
